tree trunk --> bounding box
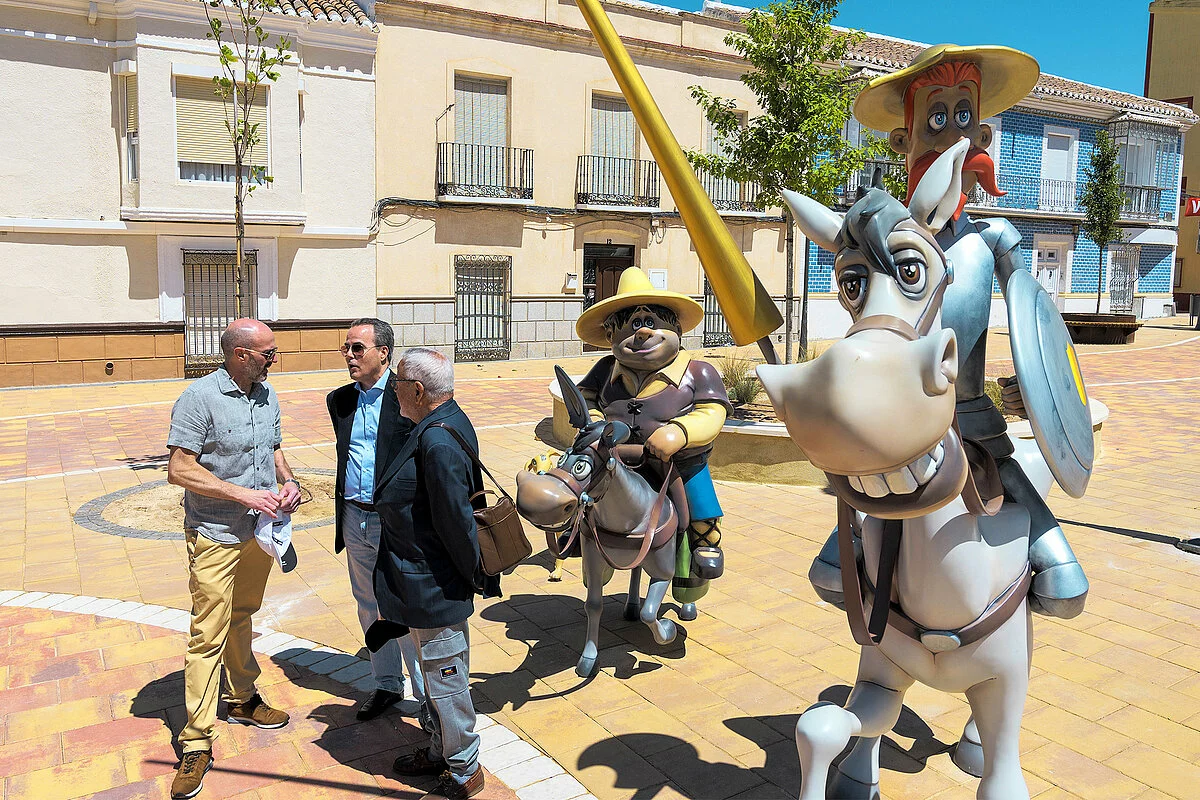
[1095,245,1103,314]
[235,169,245,319]
[783,207,794,364]
[799,232,810,361]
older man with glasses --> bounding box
[326,318,427,723]
[166,318,301,800]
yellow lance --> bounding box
[575,0,782,362]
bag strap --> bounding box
[424,423,514,503]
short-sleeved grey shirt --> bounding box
[167,367,282,544]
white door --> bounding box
[1041,129,1076,212]
[1034,245,1063,305]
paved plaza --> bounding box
[2,320,1200,799]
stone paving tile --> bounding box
[2,325,1200,797]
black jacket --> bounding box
[326,372,412,554]
[372,399,489,629]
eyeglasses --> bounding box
[240,346,278,361]
[340,343,381,357]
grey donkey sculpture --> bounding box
[758,139,1093,800]
[515,367,684,678]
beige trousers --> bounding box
[179,529,273,753]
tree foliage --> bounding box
[686,0,895,209]
[1080,129,1124,310]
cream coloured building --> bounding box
[0,0,378,385]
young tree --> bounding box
[687,0,893,361]
[1080,129,1124,314]
[202,0,292,317]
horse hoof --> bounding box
[952,735,985,778]
[548,572,562,582]
[576,656,597,678]
[653,619,677,645]
[828,767,880,800]
[678,603,698,621]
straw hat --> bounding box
[853,44,1039,133]
[575,267,704,348]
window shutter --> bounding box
[125,77,138,134]
[590,95,635,158]
[175,78,269,167]
[454,76,507,147]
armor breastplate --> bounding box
[939,215,996,402]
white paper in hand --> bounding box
[254,511,298,573]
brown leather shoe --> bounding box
[170,750,212,799]
[393,746,447,776]
[430,768,484,799]
[227,694,289,729]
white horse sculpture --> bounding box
[758,140,1039,800]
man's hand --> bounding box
[997,375,1027,418]
[645,423,687,461]
[278,481,302,514]
[239,488,282,518]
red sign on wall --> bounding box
[1186,196,1200,217]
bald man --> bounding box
[166,319,301,800]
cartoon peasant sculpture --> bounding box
[575,267,732,618]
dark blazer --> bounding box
[326,371,412,554]
[372,399,486,629]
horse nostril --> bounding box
[564,502,576,515]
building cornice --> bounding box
[375,0,745,74]
[121,207,307,225]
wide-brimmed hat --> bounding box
[575,267,704,348]
[853,44,1039,133]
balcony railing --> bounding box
[838,159,906,205]
[436,142,534,201]
[699,172,762,213]
[967,174,1167,221]
[1121,185,1164,220]
[576,155,659,208]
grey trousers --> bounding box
[411,622,479,781]
[343,502,424,700]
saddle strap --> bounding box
[590,463,676,572]
[863,561,1032,649]
[953,419,1004,517]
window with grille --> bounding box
[454,255,511,362]
[175,77,269,183]
[182,250,258,375]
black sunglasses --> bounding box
[340,343,381,357]
[240,346,278,361]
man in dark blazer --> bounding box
[326,318,424,722]
[373,347,490,800]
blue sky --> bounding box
[657,0,1150,97]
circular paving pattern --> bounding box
[73,468,338,541]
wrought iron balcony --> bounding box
[436,142,534,201]
[967,173,1084,214]
[1120,184,1163,220]
[699,171,762,213]
[576,155,659,208]
[838,159,906,205]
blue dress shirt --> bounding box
[344,370,389,503]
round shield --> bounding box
[1007,268,1093,498]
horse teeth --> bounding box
[908,453,936,484]
[931,443,945,465]
[848,475,865,493]
[859,473,891,498]
[885,468,919,494]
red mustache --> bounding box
[906,147,1003,218]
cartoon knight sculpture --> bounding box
[809,44,1091,623]
[574,267,732,620]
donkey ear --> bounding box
[555,365,591,430]
[909,137,969,233]
[782,189,843,254]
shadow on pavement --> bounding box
[1060,517,1181,547]
[574,685,951,800]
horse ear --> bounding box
[782,189,843,254]
[909,138,968,233]
[555,365,591,430]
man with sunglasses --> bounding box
[167,318,301,799]
[327,318,426,723]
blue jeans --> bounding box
[342,502,424,701]
[412,623,479,782]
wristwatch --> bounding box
[284,478,302,491]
